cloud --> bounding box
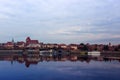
[49,26,82,35]
[0,0,120,44]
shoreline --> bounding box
[0,49,120,53]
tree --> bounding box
[103,45,109,51]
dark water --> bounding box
[0,53,120,80]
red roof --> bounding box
[69,44,78,46]
[26,37,39,45]
[26,37,31,41]
[29,40,39,44]
[17,41,25,45]
[5,42,13,45]
[59,44,67,46]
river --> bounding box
[0,52,120,80]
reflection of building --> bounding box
[0,51,120,68]
[25,57,40,68]
[26,37,40,48]
[70,56,78,61]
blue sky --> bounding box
[0,0,120,44]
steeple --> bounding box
[12,38,14,43]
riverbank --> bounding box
[0,49,120,57]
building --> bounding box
[45,43,59,49]
[68,44,78,50]
[4,42,14,49]
[16,41,25,49]
[26,37,40,48]
[88,51,101,56]
[59,44,67,49]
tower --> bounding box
[12,38,14,44]
[109,42,111,46]
[26,37,31,42]
[26,37,31,45]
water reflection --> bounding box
[0,52,120,68]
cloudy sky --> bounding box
[0,0,120,44]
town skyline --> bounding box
[0,36,119,45]
[0,0,120,44]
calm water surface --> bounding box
[0,60,120,80]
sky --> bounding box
[0,0,120,44]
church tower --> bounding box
[12,38,14,44]
[26,37,31,45]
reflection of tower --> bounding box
[11,60,13,65]
[25,61,30,68]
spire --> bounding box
[12,38,14,43]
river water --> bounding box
[0,53,120,80]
